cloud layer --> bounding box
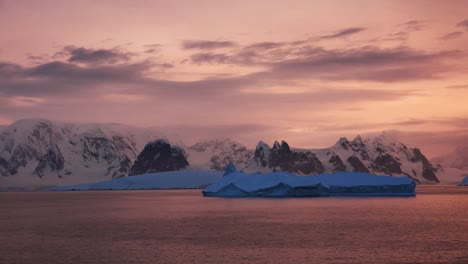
[182,40,237,50]
[65,46,131,64]
[1,3,468,157]
[457,19,468,29]
[319,27,366,39]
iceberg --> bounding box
[50,170,223,191]
[202,171,416,197]
[459,175,468,186]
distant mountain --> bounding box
[0,119,172,187]
[432,146,468,183]
[244,135,440,184]
[129,139,189,176]
[128,138,253,175]
[0,119,442,187]
[0,119,252,187]
[187,139,253,170]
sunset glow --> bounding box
[1,0,467,156]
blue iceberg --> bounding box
[202,171,416,197]
[459,176,468,186]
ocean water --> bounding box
[0,186,467,264]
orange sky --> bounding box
[0,0,467,157]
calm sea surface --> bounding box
[1,186,467,264]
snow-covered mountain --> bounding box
[0,119,174,187]
[127,138,253,176]
[244,135,441,184]
[0,119,253,188]
[0,118,443,188]
[187,139,253,170]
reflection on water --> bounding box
[0,186,467,263]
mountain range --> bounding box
[0,119,461,188]
[244,136,441,184]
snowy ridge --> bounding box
[245,134,440,184]
[0,119,250,188]
[203,171,416,197]
[0,119,176,187]
[187,138,253,170]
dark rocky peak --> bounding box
[145,138,169,148]
[369,133,402,154]
[128,138,189,176]
[280,140,290,152]
[269,140,292,169]
[350,135,370,160]
[336,137,350,150]
[268,140,290,153]
[256,140,270,149]
[337,137,349,144]
[272,140,280,150]
[255,139,325,175]
[351,135,364,149]
[253,141,271,168]
[352,135,363,144]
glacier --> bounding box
[203,172,416,197]
[50,170,223,191]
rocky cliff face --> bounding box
[246,140,326,175]
[267,140,325,174]
[245,135,440,184]
[128,139,188,176]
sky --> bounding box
[1,0,468,157]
